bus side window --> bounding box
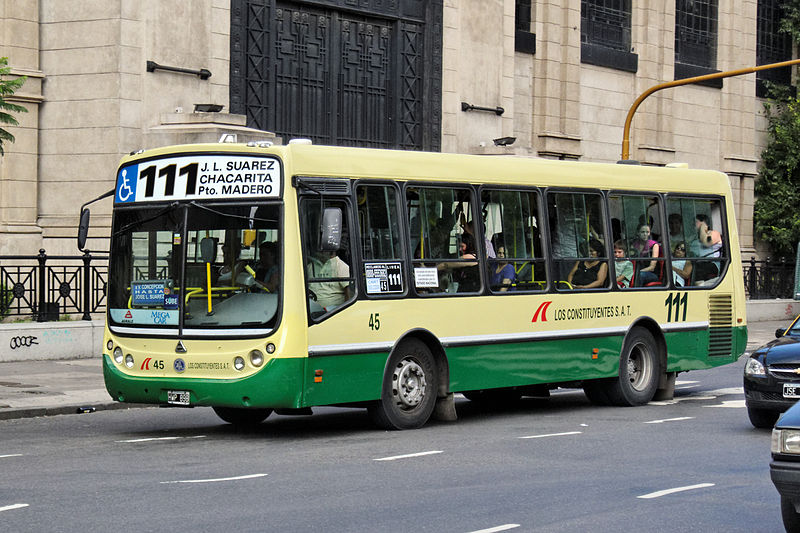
[300,197,356,319]
[481,188,547,292]
[356,184,406,296]
[547,191,609,290]
[609,194,665,289]
[407,185,481,295]
[667,197,727,287]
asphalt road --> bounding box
[0,353,782,533]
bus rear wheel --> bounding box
[368,339,438,430]
[606,327,659,406]
[212,406,272,426]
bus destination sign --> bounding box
[115,155,281,204]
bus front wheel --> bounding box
[368,339,438,430]
[606,327,659,406]
[212,406,272,426]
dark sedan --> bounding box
[745,316,800,428]
[771,401,800,531]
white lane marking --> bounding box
[374,450,443,461]
[519,431,582,439]
[0,503,29,512]
[117,435,206,443]
[467,524,521,533]
[704,400,746,408]
[638,483,715,499]
[160,473,268,484]
[644,416,695,424]
[650,396,715,405]
[0,454,22,458]
[675,380,699,385]
[705,387,744,396]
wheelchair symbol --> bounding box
[117,169,134,201]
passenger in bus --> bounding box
[668,213,684,243]
[460,214,495,258]
[671,242,692,287]
[490,243,516,291]
[438,233,479,292]
[307,251,351,309]
[614,240,633,288]
[632,224,660,285]
[691,214,722,283]
[567,239,607,289]
[254,241,280,292]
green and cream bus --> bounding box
[80,141,747,429]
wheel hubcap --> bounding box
[392,358,427,410]
[627,342,653,392]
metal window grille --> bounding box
[757,0,792,88]
[581,0,631,51]
[675,0,718,69]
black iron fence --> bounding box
[745,256,796,300]
[0,249,108,321]
[0,251,795,320]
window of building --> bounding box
[515,0,536,53]
[481,189,547,292]
[580,0,637,72]
[757,0,793,97]
[675,0,720,84]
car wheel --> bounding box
[781,497,800,533]
[213,406,272,426]
[368,338,437,430]
[747,406,780,429]
[606,327,659,406]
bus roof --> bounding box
[119,142,731,196]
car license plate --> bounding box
[784,384,800,399]
[167,390,190,405]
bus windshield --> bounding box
[108,202,281,334]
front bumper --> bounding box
[744,375,800,412]
[772,459,800,503]
[102,354,306,409]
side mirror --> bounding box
[319,207,342,251]
[77,208,90,251]
[777,328,787,338]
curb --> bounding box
[0,401,150,421]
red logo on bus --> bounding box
[532,301,552,322]
[141,357,152,370]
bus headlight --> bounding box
[107,340,114,351]
[266,343,276,354]
[744,357,766,377]
[249,350,264,367]
[125,354,134,368]
[113,347,123,364]
[234,356,246,371]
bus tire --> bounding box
[368,338,437,430]
[212,406,272,426]
[606,327,659,406]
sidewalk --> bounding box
[0,320,789,421]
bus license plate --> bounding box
[167,390,190,405]
[784,384,800,399]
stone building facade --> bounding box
[0,0,787,257]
